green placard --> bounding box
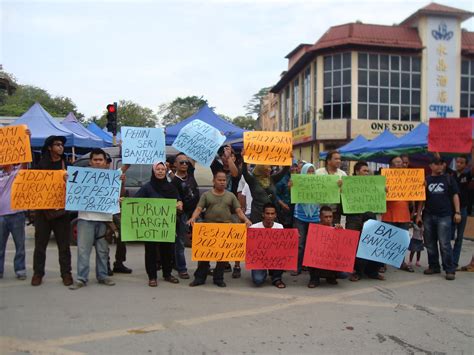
[121,198,177,242]
[290,174,340,204]
[341,176,386,214]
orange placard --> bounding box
[192,223,247,261]
[243,131,292,166]
[381,168,425,201]
[11,170,66,210]
[0,125,32,165]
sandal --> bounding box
[164,275,179,284]
[307,280,320,288]
[459,265,474,272]
[178,271,190,279]
[349,273,361,282]
[401,264,414,273]
[148,279,158,287]
[273,280,286,289]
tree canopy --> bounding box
[157,96,208,126]
[92,100,157,129]
[232,116,257,130]
[244,86,271,118]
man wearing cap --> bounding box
[31,135,73,286]
[416,157,461,281]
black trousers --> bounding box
[33,211,72,277]
[194,261,226,283]
[112,214,126,264]
[144,242,174,280]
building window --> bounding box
[358,53,421,121]
[279,93,284,131]
[293,78,299,128]
[285,87,290,131]
[461,59,474,117]
[313,61,318,119]
[302,67,311,124]
[323,52,351,119]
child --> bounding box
[408,219,424,267]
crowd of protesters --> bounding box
[1,134,473,291]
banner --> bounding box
[121,198,177,242]
[243,131,292,166]
[303,224,359,273]
[11,170,65,210]
[0,125,32,165]
[381,168,425,201]
[245,228,298,270]
[341,176,386,213]
[290,174,340,204]
[65,167,121,214]
[172,119,226,167]
[428,118,472,153]
[121,126,166,164]
[356,219,410,268]
[192,223,246,261]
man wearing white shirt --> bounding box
[249,203,286,289]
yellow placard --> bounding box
[381,168,425,201]
[11,170,66,210]
[0,125,32,165]
[192,223,247,261]
[243,131,292,166]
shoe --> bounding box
[213,281,227,287]
[16,274,27,281]
[62,274,73,286]
[113,263,132,274]
[445,273,455,281]
[232,267,241,279]
[69,280,86,290]
[164,275,179,284]
[424,268,441,275]
[178,271,190,279]
[98,278,115,286]
[189,280,205,287]
[31,274,42,286]
[308,280,320,288]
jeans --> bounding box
[76,220,109,283]
[294,218,309,273]
[452,207,467,268]
[174,214,188,273]
[423,214,455,273]
[33,211,71,277]
[251,269,283,286]
[0,212,26,277]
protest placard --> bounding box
[290,174,340,204]
[11,170,65,210]
[428,118,473,153]
[243,131,292,166]
[356,219,410,268]
[192,223,247,261]
[65,167,121,214]
[303,224,359,273]
[121,126,166,164]
[172,119,226,167]
[341,176,386,213]
[381,168,425,201]
[245,228,298,270]
[121,198,177,242]
[0,125,32,165]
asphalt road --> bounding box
[1,227,473,354]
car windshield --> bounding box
[119,163,150,187]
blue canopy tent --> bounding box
[165,104,245,146]
[87,122,113,144]
[320,134,369,159]
[61,113,110,148]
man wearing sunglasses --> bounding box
[172,153,200,279]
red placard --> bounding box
[245,228,298,270]
[303,224,360,273]
[428,118,473,153]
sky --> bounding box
[1,0,474,120]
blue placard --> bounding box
[356,219,410,268]
[172,119,226,167]
[122,127,166,165]
[65,167,122,214]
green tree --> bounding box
[232,116,257,130]
[244,86,271,117]
[158,96,208,126]
[0,85,84,119]
[95,100,157,129]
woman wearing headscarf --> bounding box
[291,163,320,276]
[134,162,183,287]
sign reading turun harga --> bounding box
[426,17,457,118]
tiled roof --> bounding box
[462,31,474,55]
[401,2,473,26]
